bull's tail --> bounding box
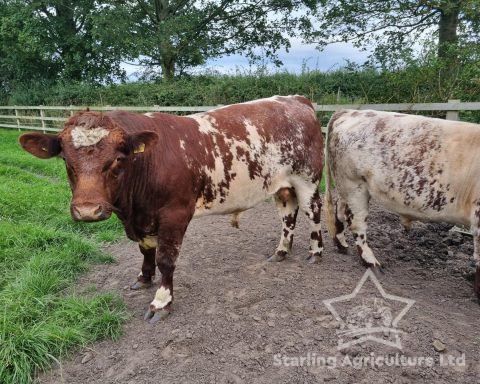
[324,114,336,238]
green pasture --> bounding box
[0,128,126,384]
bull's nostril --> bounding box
[71,203,108,221]
[94,205,103,216]
[73,206,81,219]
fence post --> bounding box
[40,107,46,133]
[15,108,20,131]
[446,99,460,121]
[70,105,74,117]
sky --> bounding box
[121,38,370,79]
[205,39,370,74]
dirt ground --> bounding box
[38,201,480,384]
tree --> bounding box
[119,0,315,80]
[0,1,56,92]
[0,0,130,87]
[304,1,480,73]
[29,0,129,82]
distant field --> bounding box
[0,129,127,384]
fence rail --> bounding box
[0,100,478,133]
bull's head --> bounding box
[19,112,157,222]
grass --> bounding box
[0,128,127,384]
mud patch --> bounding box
[39,202,480,384]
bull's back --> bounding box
[188,96,323,216]
[329,110,480,225]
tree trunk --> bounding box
[161,57,175,81]
[154,0,176,81]
[437,2,461,92]
[56,0,83,81]
[438,3,460,60]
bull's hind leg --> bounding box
[342,181,381,267]
[130,243,156,290]
[473,232,480,300]
[471,209,480,299]
[334,199,349,253]
[268,188,299,262]
[295,183,323,264]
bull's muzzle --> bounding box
[71,202,112,222]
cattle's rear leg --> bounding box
[296,186,323,264]
[334,199,349,253]
[471,215,480,300]
[268,188,298,262]
[344,183,381,267]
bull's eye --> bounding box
[112,156,126,168]
[105,156,126,178]
[64,162,77,184]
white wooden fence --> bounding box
[0,99,479,133]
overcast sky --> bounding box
[206,39,370,73]
[121,38,370,78]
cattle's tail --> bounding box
[324,115,336,238]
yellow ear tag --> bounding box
[134,143,145,154]
[41,147,48,152]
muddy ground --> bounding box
[38,201,480,384]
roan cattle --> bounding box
[20,96,324,323]
[324,109,480,300]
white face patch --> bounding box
[71,126,109,148]
[150,287,172,310]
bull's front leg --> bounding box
[144,206,193,324]
[130,243,156,290]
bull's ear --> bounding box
[127,131,158,155]
[19,133,61,159]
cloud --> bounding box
[121,40,371,78]
[205,40,370,74]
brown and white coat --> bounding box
[324,109,480,299]
[20,95,325,323]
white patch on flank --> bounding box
[71,126,109,148]
[179,140,186,150]
[190,115,219,134]
[144,112,156,118]
[244,120,262,149]
[150,287,172,310]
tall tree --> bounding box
[304,1,480,72]
[29,0,129,82]
[0,0,55,91]
[120,0,315,80]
